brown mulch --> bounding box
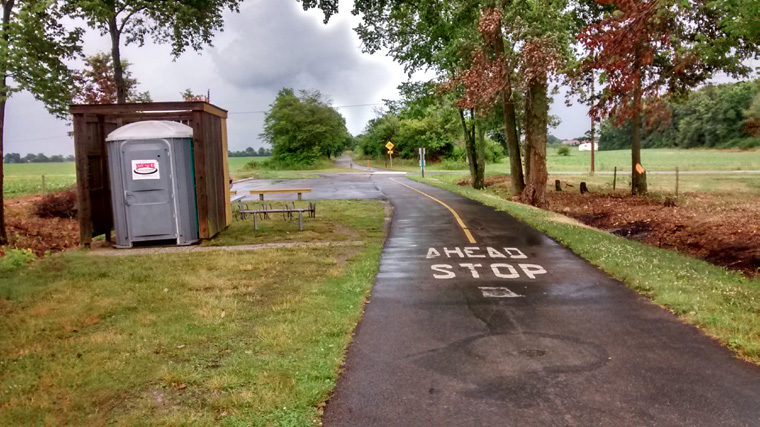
[0,195,79,257]
[462,176,760,278]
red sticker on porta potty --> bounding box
[132,160,160,180]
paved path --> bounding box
[322,174,760,426]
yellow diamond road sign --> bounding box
[385,141,394,150]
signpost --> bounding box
[419,147,426,178]
[386,141,395,169]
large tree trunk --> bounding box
[631,72,647,195]
[459,108,484,189]
[521,79,549,208]
[523,138,531,183]
[475,117,486,189]
[108,13,127,104]
[493,23,524,195]
[0,0,14,245]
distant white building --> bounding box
[578,142,599,151]
[562,139,582,146]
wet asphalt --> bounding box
[309,172,760,426]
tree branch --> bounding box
[117,6,147,35]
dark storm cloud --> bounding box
[210,0,392,113]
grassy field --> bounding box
[360,147,760,173]
[410,175,760,365]
[0,199,386,425]
[3,162,76,199]
[5,148,758,199]
[433,171,760,197]
[544,147,760,172]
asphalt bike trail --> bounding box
[323,175,760,426]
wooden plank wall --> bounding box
[72,103,229,246]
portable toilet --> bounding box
[105,120,199,248]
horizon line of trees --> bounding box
[599,78,760,151]
[4,153,75,164]
[229,147,272,157]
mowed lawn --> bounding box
[0,199,386,425]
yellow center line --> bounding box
[390,178,476,244]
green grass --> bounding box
[209,200,386,247]
[358,147,760,173]
[0,199,387,425]
[409,175,760,365]
[3,162,76,198]
[229,158,356,180]
[432,171,760,196]
[545,147,760,172]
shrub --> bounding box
[557,145,571,156]
[0,248,36,272]
[33,190,78,219]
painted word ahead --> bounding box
[427,246,546,280]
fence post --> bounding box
[675,167,679,198]
[613,167,617,191]
[41,175,46,198]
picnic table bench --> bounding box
[233,200,316,231]
[249,188,312,201]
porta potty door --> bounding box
[121,140,177,241]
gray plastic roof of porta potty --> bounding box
[105,120,193,141]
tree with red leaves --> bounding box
[74,52,151,104]
[454,3,571,207]
[577,0,756,195]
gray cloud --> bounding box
[4,0,614,157]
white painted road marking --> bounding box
[479,287,524,298]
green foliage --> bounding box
[0,248,35,272]
[261,88,349,168]
[557,145,570,156]
[228,147,271,157]
[1,1,83,117]
[600,79,760,150]
[64,0,241,58]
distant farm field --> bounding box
[3,162,76,199]
[544,147,760,172]
[4,149,758,199]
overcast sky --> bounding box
[5,0,594,157]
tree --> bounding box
[350,0,491,188]
[577,0,756,195]
[3,152,19,163]
[65,0,241,103]
[181,88,208,102]
[261,88,349,167]
[1,0,83,245]
[74,51,151,104]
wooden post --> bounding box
[41,175,46,199]
[675,167,679,198]
[73,113,93,248]
[613,166,617,191]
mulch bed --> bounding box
[463,176,760,278]
[0,195,79,257]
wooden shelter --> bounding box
[69,102,231,247]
